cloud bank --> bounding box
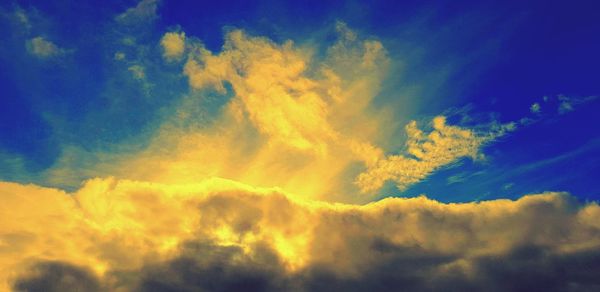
[2,178,600,291]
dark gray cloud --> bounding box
[12,236,600,292]
[138,242,288,292]
[12,262,101,292]
[129,241,600,292]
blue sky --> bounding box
[1,0,599,202]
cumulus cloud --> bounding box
[26,36,63,59]
[160,31,186,60]
[2,178,600,291]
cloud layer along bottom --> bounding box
[1,178,600,291]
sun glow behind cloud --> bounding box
[39,23,513,204]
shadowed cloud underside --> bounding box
[3,178,600,291]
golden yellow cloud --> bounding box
[160,31,186,60]
[2,178,600,291]
[42,25,392,203]
[356,116,491,192]
[36,25,515,204]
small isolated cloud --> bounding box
[114,52,126,61]
[27,36,63,59]
[0,6,35,34]
[161,31,186,60]
[128,65,145,80]
[557,94,597,115]
[558,101,573,114]
[558,95,574,114]
[447,173,466,185]
[521,94,597,127]
[502,182,514,190]
[446,170,485,185]
[13,8,32,31]
[115,0,159,25]
[530,102,541,113]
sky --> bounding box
[0,0,599,291]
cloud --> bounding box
[446,170,485,186]
[529,94,597,116]
[115,0,159,25]
[2,178,600,291]
[0,8,530,201]
[26,36,63,59]
[139,242,288,291]
[55,25,393,202]
[7,7,32,32]
[558,102,573,114]
[59,25,513,201]
[180,26,393,156]
[556,94,597,115]
[182,29,349,152]
[12,262,101,292]
[356,116,511,192]
[4,17,532,204]
[128,65,146,80]
[160,31,186,60]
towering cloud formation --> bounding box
[2,179,600,291]
[182,26,386,156]
[76,23,512,204]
